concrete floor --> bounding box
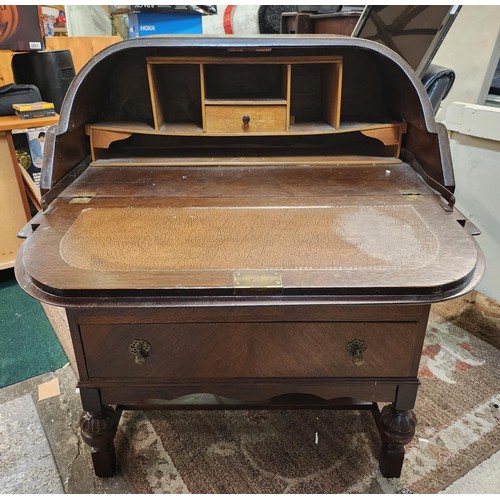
[1,363,498,494]
[0,364,129,494]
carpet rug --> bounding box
[0,270,67,388]
[112,296,500,493]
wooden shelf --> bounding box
[87,121,155,134]
[86,119,405,161]
[0,114,59,132]
[340,121,403,132]
[88,120,400,135]
[1,113,60,270]
[204,99,287,106]
[158,123,204,135]
[90,155,403,168]
[145,56,344,135]
[87,120,403,137]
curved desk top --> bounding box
[20,162,480,303]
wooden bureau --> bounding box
[15,36,483,479]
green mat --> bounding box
[0,270,67,388]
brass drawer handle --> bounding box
[346,339,367,366]
[242,115,250,126]
[129,339,151,365]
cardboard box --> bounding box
[13,101,55,120]
[0,5,44,51]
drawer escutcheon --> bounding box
[129,339,151,365]
[346,339,368,366]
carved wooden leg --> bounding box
[377,404,416,478]
[79,405,120,477]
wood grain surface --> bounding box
[90,156,403,167]
[80,321,421,379]
[205,105,287,133]
[59,205,439,272]
[63,164,422,199]
[0,132,29,269]
[22,164,478,295]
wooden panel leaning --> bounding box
[15,36,483,481]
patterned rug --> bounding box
[115,294,500,494]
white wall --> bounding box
[433,6,500,301]
[433,5,500,120]
[448,128,500,300]
[445,102,500,300]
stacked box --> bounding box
[13,101,55,119]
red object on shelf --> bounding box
[223,5,235,34]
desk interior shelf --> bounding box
[146,56,342,135]
[82,54,409,162]
[86,121,406,162]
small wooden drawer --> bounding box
[80,321,420,379]
[205,105,287,133]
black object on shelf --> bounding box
[0,83,41,116]
[12,50,76,113]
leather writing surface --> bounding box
[60,205,438,272]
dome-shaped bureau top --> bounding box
[15,36,483,479]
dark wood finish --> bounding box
[80,321,421,379]
[79,391,122,478]
[314,13,361,36]
[16,36,483,481]
[281,12,361,36]
[21,191,479,296]
[377,404,417,478]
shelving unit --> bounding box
[147,62,203,133]
[85,54,406,162]
[0,114,58,269]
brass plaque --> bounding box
[233,271,282,295]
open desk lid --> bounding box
[20,187,480,302]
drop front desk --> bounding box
[15,37,483,478]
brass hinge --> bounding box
[233,271,283,296]
[69,192,96,204]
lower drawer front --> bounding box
[80,322,419,379]
[205,105,287,133]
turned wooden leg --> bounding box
[377,403,416,478]
[80,405,120,477]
